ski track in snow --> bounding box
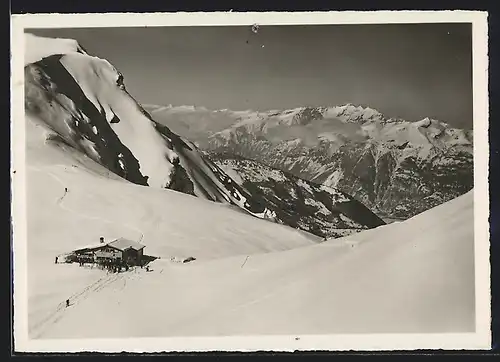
[27,164,147,337]
[30,259,145,338]
[30,270,126,338]
[28,164,145,245]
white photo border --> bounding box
[10,10,490,352]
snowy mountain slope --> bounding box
[25,114,319,337]
[22,34,329,337]
[211,153,385,238]
[148,103,473,219]
[35,190,475,338]
[24,33,384,236]
[23,34,281,222]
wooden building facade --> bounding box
[72,237,145,266]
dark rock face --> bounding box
[208,140,473,220]
[210,154,386,239]
[204,107,473,220]
[25,56,149,187]
[314,143,474,219]
[24,55,277,226]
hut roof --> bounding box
[72,237,144,253]
[72,241,107,253]
[108,237,145,251]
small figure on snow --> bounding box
[65,299,70,308]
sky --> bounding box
[29,24,473,129]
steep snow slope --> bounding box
[23,33,280,221]
[23,34,326,337]
[36,190,475,338]
[25,115,317,338]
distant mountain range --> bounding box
[145,104,473,219]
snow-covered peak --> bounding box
[24,33,88,66]
[24,34,280,222]
[324,103,385,124]
[359,115,472,152]
[147,99,472,164]
[415,117,433,128]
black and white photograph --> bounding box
[11,11,490,352]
